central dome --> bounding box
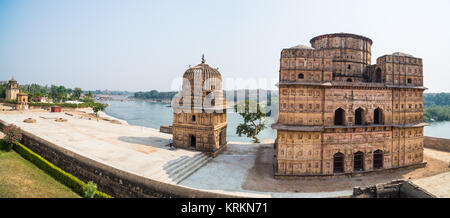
[183,55,222,91]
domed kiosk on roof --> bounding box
[6,76,20,101]
[172,55,227,157]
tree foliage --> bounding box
[234,100,267,143]
[423,93,450,122]
[0,84,6,98]
[83,181,98,198]
[92,103,107,121]
[72,88,83,100]
[134,90,177,100]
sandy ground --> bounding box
[0,107,449,197]
[411,149,450,197]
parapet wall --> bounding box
[0,120,237,198]
[424,136,450,152]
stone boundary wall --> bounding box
[352,180,436,198]
[160,125,173,134]
[0,120,238,198]
[424,136,450,152]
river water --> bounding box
[101,99,450,142]
[101,99,277,142]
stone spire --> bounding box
[201,54,205,64]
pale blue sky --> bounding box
[0,0,449,92]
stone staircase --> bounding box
[153,153,212,184]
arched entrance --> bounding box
[373,150,383,169]
[333,152,345,173]
[374,108,383,124]
[375,68,382,83]
[190,135,196,148]
[355,108,364,125]
[354,151,364,171]
[334,108,345,125]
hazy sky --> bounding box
[0,0,449,92]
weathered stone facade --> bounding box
[172,56,227,156]
[6,76,20,101]
[272,33,426,176]
[16,92,28,110]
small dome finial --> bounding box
[201,54,205,64]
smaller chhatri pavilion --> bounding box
[172,55,227,157]
[5,76,28,110]
[6,76,20,101]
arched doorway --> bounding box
[190,135,196,148]
[334,108,345,125]
[375,68,382,83]
[333,152,345,173]
[374,108,383,124]
[354,151,364,171]
[355,108,364,125]
[373,150,383,169]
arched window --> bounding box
[192,115,196,122]
[373,150,383,169]
[333,152,345,173]
[375,68,382,83]
[348,64,351,70]
[355,108,364,125]
[374,108,383,124]
[354,151,364,171]
[334,108,345,125]
[407,78,412,84]
[190,135,196,148]
[346,78,353,82]
[298,73,304,79]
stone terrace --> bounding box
[0,109,448,197]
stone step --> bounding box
[172,155,211,184]
[163,156,190,172]
[166,153,206,176]
[153,153,208,183]
[151,156,191,180]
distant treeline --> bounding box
[0,83,92,102]
[423,93,450,122]
[91,90,134,96]
[133,90,178,100]
[224,89,278,105]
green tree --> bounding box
[72,87,82,100]
[234,100,267,143]
[86,91,93,99]
[0,84,6,98]
[92,103,107,121]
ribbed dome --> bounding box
[392,52,414,57]
[290,44,314,50]
[182,55,222,91]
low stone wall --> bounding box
[0,120,238,198]
[352,180,436,198]
[424,136,450,152]
[160,125,172,134]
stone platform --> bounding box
[0,109,448,198]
